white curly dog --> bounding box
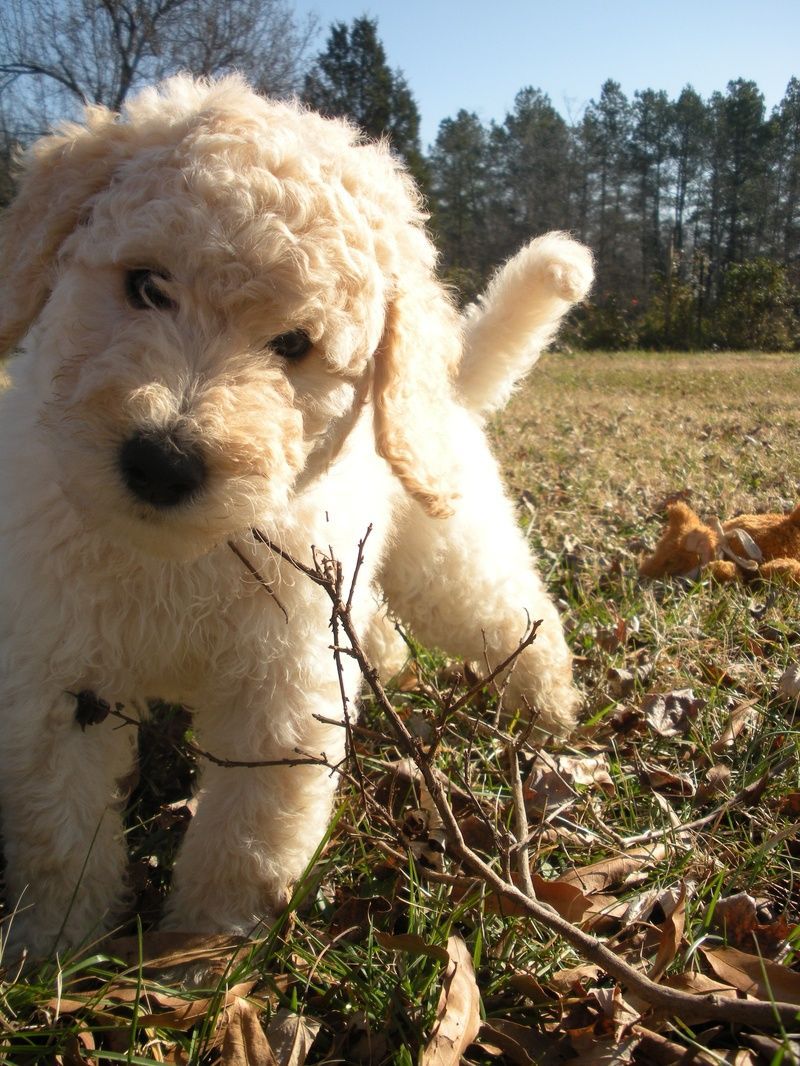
[0,75,593,957]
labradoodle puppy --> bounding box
[0,75,592,956]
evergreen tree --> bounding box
[302,17,425,182]
[772,78,800,264]
[669,87,708,259]
[491,88,572,257]
[428,110,491,298]
[629,89,672,285]
[581,80,633,293]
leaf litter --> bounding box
[6,354,800,1062]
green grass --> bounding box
[3,350,800,1063]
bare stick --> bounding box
[262,534,800,1032]
[227,539,288,622]
[507,741,535,900]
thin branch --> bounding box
[227,539,288,622]
[507,741,535,900]
[621,754,796,847]
[265,534,800,1032]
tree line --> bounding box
[1,5,798,350]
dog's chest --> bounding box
[43,538,301,703]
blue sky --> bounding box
[296,1,800,148]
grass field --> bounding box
[2,351,800,1064]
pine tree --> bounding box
[428,110,491,298]
[491,88,572,257]
[302,17,425,182]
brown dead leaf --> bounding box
[641,690,703,737]
[710,892,794,957]
[702,945,800,1002]
[266,1009,321,1066]
[140,982,256,1031]
[660,970,737,997]
[648,882,686,981]
[778,664,800,702]
[374,931,451,964]
[631,1025,719,1065]
[106,931,250,980]
[329,894,392,938]
[220,997,277,1066]
[741,1033,800,1062]
[55,1030,96,1066]
[507,972,551,1003]
[711,700,759,754]
[524,751,613,815]
[548,964,603,996]
[422,935,481,1066]
[639,762,696,797]
[696,763,732,802]
[531,874,594,923]
[478,1019,567,1065]
[558,846,666,894]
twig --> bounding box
[507,742,535,900]
[109,707,339,773]
[263,533,800,1032]
[227,539,288,622]
[621,754,796,847]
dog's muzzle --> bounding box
[119,430,207,509]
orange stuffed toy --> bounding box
[639,500,800,585]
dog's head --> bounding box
[0,75,462,559]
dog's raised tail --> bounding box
[456,232,594,415]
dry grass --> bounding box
[493,350,800,542]
[2,351,800,1064]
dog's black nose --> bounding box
[119,431,207,508]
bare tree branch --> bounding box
[251,529,800,1033]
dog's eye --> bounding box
[268,330,313,360]
[125,268,176,311]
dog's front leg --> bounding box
[161,698,345,935]
[380,412,580,738]
[0,689,137,957]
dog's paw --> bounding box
[502,669,582,740]
[536,233,594,304]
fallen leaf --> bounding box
[531,874,594,923]
[558,846,666,893]
[220,997,277,1066]
[710,893,794,957]
[374,931,451,964]
[648,882,686,981]
[478,1018,565,1064]
[421,935,481,1066]
[702,945,800,1003]
[660,971,737,997]
[106,931,251,979]
[524,752,614,815]
[266,1009,321,1066]
[741,1033,800,1061]
[329,894,392,938]
[641,690,703,737]
[639,763,696,797]
[548,964,603,996]
[711,700,758,754]
[141,982,257,1031]
[778,665,800,702]
[631,1025,718,1064]
[696,763,731,802]
[55,1030,96,1066]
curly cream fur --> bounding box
[0,74,592,957]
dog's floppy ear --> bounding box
[0,106,126,356]
[373,279,463,519]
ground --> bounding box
[2,350,800,1065]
